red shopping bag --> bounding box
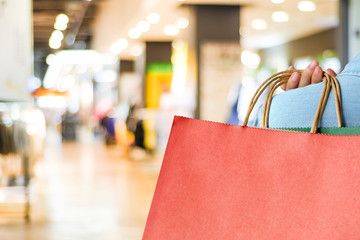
[143,72,360,239]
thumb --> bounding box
[325,68,337,77]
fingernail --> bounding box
[326,69,336,77]
[309,60,318,70]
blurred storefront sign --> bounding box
[145,63,173,109]
[0,0,32,101]
[31,87,68,98]
[200,42,242,123]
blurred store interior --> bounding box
[0,0,359,239]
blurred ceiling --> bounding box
[239,0,338,49]
[33,0,104,50]
[32,0,339,54]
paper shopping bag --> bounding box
[143,116,360,239]
[142,71,360,239]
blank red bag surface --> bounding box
[143,116,360,240]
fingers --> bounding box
[281,62,337,92]
[298,60,319,88]
[281,66,295,91]
[287,66,295,71]
[311,66,323,84]
[325,68,337,77]
[286,72,301,91]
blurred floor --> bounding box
[0,128,162,240]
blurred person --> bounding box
[134,119,145,149]
[155,89,175,152]
[124,104,148,150]
[237,67,272,126]
[226,82,241,125]
[125,104,138,137]
[61,110,78,141]
[253,54,360,128]
[113,102,133,153]
[100,112,116,145]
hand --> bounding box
[281,60,337,91]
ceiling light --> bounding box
[49,39,62,49]
[110,38,128,54]
[147,13,160,24]
[239,26,248,37]
[54,14,69,31]
[251,19,267,30]
[272,0,284,3]
[298,1,316,12]
[130,45,143,57]
[172,40,185,50]
[241,50,260,68]
[128,28,141,39]
[46,54,56,65]
[272,11,289,22]
[164,24,179,36]
[50,30,64,41]
[49,30,64,49]
[55,14,69,25]
[176,17,189,29]
[54,22,67,31]
[137,21,150,32]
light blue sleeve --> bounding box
[253,53,360,128]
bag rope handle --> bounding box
[242,70,342,134]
